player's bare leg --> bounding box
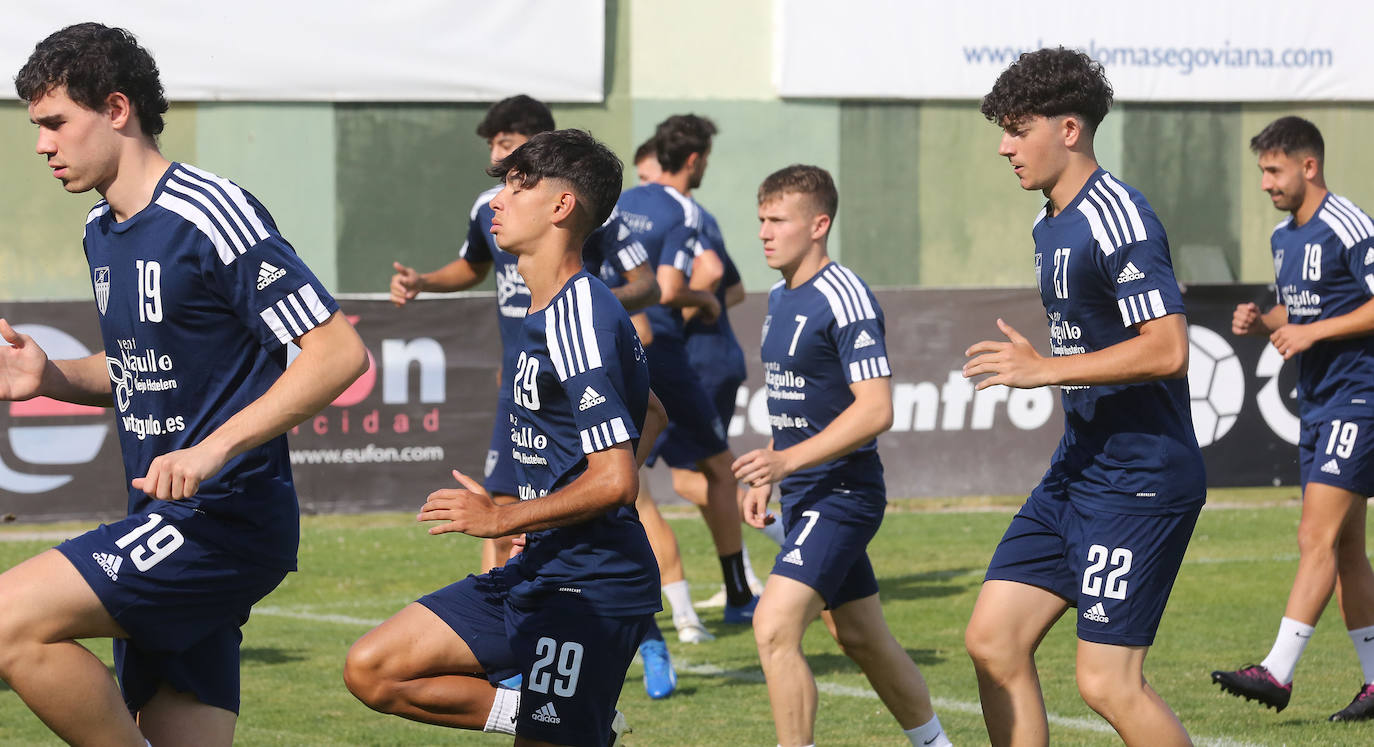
[0,549,145,747]
[965,579,1069,747]
[344,603,497,728]
[670,467,710,509]
[695,450,743,557]
[753,574,827,746]
[829,593,935,729]
[638,483,685,585]
[138,686,237,747]
[1333,492,1374,628]
[1076,641,1190,746]
[480,494,520,570]
[1285,483,1370,626]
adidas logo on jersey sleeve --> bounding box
[781,548,804,566]
[1321,458,1342,476]
[1115,262,1146,284]
[257,261,287,290]
[853,330,877,350]
[531,702,561,724]
[578,386,606,411]
[1082,602,1110,623]
[93,551,122,581]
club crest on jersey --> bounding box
[93,267,111,315]
[256,261,287,290]
[1273,249,1284,278]
[1033,253,1043,293]
[761,314,772,341]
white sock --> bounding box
[1349,624,1374,684]
[760,518,786,545]
[483,686,520,735]
[741,544,765,592]
[1261,616,1314,685]
[904,715,950,746]
[663,580,697,624]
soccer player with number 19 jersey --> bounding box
[0,23,367,747]
[962,48,1205,746]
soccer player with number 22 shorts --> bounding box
[961,48,1205,746]
[0,22,367,747]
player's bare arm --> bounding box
[963,314,1188,390]
[636,392,667,466]
[420,442,638,537]
[1269,296,1374,359]
[0,318,111,406]
[389,258,491,307]
[733,376,893,487]
[656,264,721,323]
[1232,302,1287,337]
[611,263,660,313]
[132,310,368,500]
[723,281,745,309]
[682,249,725,322]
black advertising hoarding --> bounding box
[0,285,1303,522]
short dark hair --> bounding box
[981,47,1113,132]
[476,95,555,140]
[486,129,623,236]
[654,114,717,173]
[15,22,168,138]
[1250,116,1324,163]
[633,137,656,164]
[758,164,838,223]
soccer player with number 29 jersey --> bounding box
[733,165,951,747]
[1211,117,1374,723]
[962,49,1205,746]
[0,23,367,747]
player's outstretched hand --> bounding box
[1232,302,1262,336]
[390,262,422,307]
[963,318,1049,390]
[1269,323,1319,360]
[741,484,775,529]
[0,319,48,402]
[132,442,229,501]
[418,470,502,538]
[733,447,790,487]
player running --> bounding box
[962,48,1205,746]
[733,165,951,747]
[344,129,658,746]
[0,23,367,746]
[1212,116,1374,722]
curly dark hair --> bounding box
[981,47,1113,132]
[15,22,168,138]
[476,95,555,140]
[486,129,623,236]
[758,164,838,222]
[653,114,717,173]
[633,137,656,164]
[1250,116,1324,162]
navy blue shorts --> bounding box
[644,338,729,468]
[1299,408,1374,496]
[56,504,288,714]
[484,402,518,498]
[770,493,882,609]
[419,568,652,747]
[985,484,1199,646]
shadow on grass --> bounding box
[806,646,944,676]
[241,647,307,666]
[876,568,979,602]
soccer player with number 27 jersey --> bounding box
[962,48,1205,746]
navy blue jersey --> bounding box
[1270,193,1374,419]
[615,183,701,341]
[457,185,527,357]
[504,273,659,616]
[684,205,747,386]
[84,163,340,569]
[760,262,889,506]
[1032,169,1204,515]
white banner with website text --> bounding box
[776,0,1372,101]
[1,1,605,102]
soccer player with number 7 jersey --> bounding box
[1212,116,1374,723]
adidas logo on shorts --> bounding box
[1083,602,1110,623]
[781,548,804,566]
[578,386,606,411]
[1322,458,1342,476]
[93,552,122,581]
[531,702,561,724]
[257,261,287,290]
[854,330,876,350]
[1116,262,1146,284]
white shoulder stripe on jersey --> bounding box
[175,165,269,242]
[814,275,852,327]
[573,277,602,370]
[663,186,701,229]
[673,248,694,273]
[156,193,238,265]
[833,264,878,320]
[1325,198,1372,246]
[580,417,630,454]
[86,203,109,224]
[164,179,250,256]
[170,170,259,251]
[1319,208,1358,249]
[1077,200,1117,257]
[771,279,786,291]
[546,277,603,381]
[616,242,649,272]
[1332,195,1374,236]
[1272,217,1292,234]
[825,268,862,323]
[1117,288,1167,327]
[545,308,568,381]
[1032,206,1048,229]
[259,285,331,345]
[1087,189,1128,248]
[848,355,891,383]
[1100,173,1148,240]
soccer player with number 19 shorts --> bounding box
[1212,116,1374,723]
[961,48,1205,746]
[0,23,367,747]
[733,165,951,747]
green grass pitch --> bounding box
[1,488,1371,745]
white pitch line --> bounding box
[255,609,1266,747]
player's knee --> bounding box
[1296,519,1341,557]
[342,639,399,710]
[1075,666,1127,718]
[752,607,799,657]
[963,616,1007,672]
